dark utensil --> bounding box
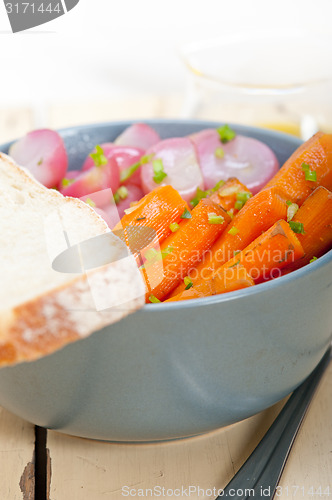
[217,345,332,500]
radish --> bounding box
[140,138,204,203]
[61,155,120,198]
[58,169,80,190]
[9,129,68,188]
[191,129,279,194]
[114,184,144,219]
[114,123,160,150]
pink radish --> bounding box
[9,129,68,188]
[80,188,114,208]
[114,123,160,150]
[58,169,80,190]
[61,157,120,198]
[191,129,279,194]
[140,138,204,203]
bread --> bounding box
[0,153,145,366]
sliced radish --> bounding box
[140,138,204,203]
[9,129,68,188]
[114,123,160,150]
[191,129,279,194]
[93,206,119,229]
[114,184,144,219]
[80,188,114,208]
[61,157,120,198]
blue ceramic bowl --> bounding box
[0,120,331,442]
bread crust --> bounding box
[0,153,145,367]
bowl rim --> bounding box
[2,118,331,312]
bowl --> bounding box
[0,120,331,442]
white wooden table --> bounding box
[0,101,331,500]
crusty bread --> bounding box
[0,153,145,366]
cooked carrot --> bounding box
[143,198,231,302]
[166,264,255,302]
[265,132,332,205]
[113,185,188,256]
[209,177,252,215]
[169,186,289,296]
[283,186,332,271]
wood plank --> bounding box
[0,407,35,500]
[277,361,332,499]
[47,400,285,499]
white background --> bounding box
[0,0,332,109]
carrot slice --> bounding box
[113,185,188,256]
[169,186,288,296]
[143,198,231,302]
[283,186,332,270]
[209,177,252,215]
[265,132,332,205]
[166,264,255,302]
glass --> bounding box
[180,30,332,139]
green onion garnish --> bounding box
[216,124,236,143]
[61,177,75,188]
[120,154,154,183]
[89,145,108,167]
[310,256,318,263]
[190,180,225,207]
[144,248,159,261]
[149,295,161,303]
[287,202,299,222]
[234,250,241,256]
[208,212,225,224]
[304,170,317,182]
[152,158,167,184]
[181,208,192,219]
[289,221,305,234]
[234,191,252,211]
[169,222,180,232]
[136,217,146,221]
[215,147,225,158]
[228,226,239,236]
[85,198,96,207]
[227,209,234,219]
[184,276,193,290]
[301,162,317,182]
[161,246,173,258]
[286,200,293,206]
[113,186,128,204]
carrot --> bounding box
[209,177,252,215]
[143,198,231,302]
[113,185,188,256]
[169,186,289,296]
[265,132,332,205]
[166,264,255,302]
[283,186,332,271]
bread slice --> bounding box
[0,153,145,366]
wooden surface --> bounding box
[0,102,331,500]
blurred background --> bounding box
[0,0,332,142]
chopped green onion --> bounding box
[301,162,317,182]
[169,222,180,232]
[227,209,234,219]
[190,180,225,207]
[184,276,193,290]
[287,202,299,222]
[310,256,318,263]
[149,295,161,303]
[61,177,75,188]
[234,250,241,256]
[144,248,160,261]
[136,217,146,221]
[85,198,96,207]
[37,157,43,166]
[304,170,317,182]
[113,186,128,204]
[208,212,225,224]
[181,208,192,219]
[152,158,167,184]
[90,145,108,167]
[286,200,293,206]
[215,147,225,158]
[289,221,305,234]
[216,124,236,143]
[161,246,173,258]
[234,200,244,211]
[228,226,239,236]
[120,154,155,183]
[234,191,252,211]
[229,260,240,268]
